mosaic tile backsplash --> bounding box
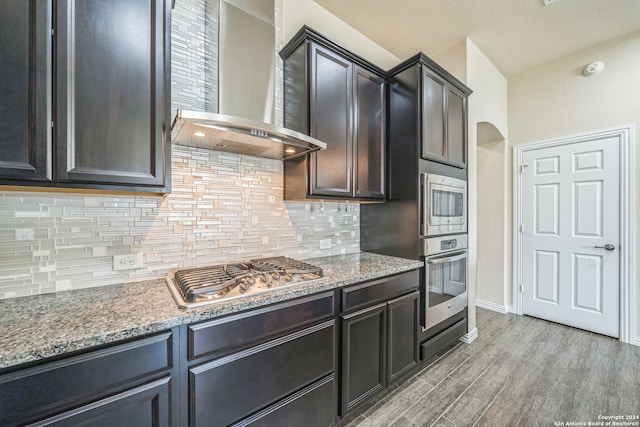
[0,146,360,299]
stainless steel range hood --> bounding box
[171,110,325,160]
[171,0,325,160]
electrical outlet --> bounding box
[319,239,332,250]
[15,228,34,241]
[113,253,144,271]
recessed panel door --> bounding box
[0,0,51,182]
[55,0,168,187]
[309,43,353,197]
[521,137,620,337]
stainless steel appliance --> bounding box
[422,234,468,330]
[420,173,467,237]
[167,256,324,309]
[171,0,327,160]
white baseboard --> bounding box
[460,327,478,344]
[632,336,640,347]
[475,299,510,314]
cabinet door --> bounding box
[341,303,386,415]
[55,0,169,188]
[387,291,419,383]
[354,66,385,199]
[447,86,466,168]
[309,42,353,197]
[421,68,447,162]
[0,0,51,182]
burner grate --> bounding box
[174,264,251,302]
[169,256,324,307]
[250,256,323,275]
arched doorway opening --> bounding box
[476,121,509,311]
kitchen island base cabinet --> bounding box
[340,271,419,416]
[0,329,179,427]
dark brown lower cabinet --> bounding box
[387,291,420,382]
[30,377,171,427]
[0,272,422,427]
[185,291,338,427]
[189,321,336,427]
[340,273,420,416]
[341,303,387,414]
[0,329,178,427]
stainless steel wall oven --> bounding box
[421,234,468,330]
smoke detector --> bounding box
[543,0,556,5]
[583,61,605,77]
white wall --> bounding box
[465,41,509,314]
[434,39,509,332]
[508,31,640,336]
[281,0,399,69]
[465,40,509,327]
[477,136,507,308]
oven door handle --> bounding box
[427,251,467,265]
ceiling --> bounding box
[313,0,640,77]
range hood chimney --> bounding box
[171,0,325,160]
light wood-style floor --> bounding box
[343,308,640,427]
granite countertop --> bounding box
[0,252,422,370]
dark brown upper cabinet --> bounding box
[0,0,171,193]
[0,0,52,182]
[421,64,469,168]
[281,26,386,201]
[390,53,471,170]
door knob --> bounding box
[594,244,615,251]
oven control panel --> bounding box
[441,239,458,251]
[422,234,468,257]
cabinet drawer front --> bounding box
[0,331,173,426]
[342,270,419,313]
[188,291,334,360]
[232,374,336,427]
[421,318,467,362]
[28,376,170,427]
[190,320,335,427]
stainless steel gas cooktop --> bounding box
[166,256,324,309]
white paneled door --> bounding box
[521,137,620,337]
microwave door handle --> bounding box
[427,252,467,265]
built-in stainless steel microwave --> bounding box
[420,173,467,237]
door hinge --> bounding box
[519,284,523,293]
[520,225,524,233]
[51,28,55,36]
[520,164,528,173]
[51,121,55,128]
